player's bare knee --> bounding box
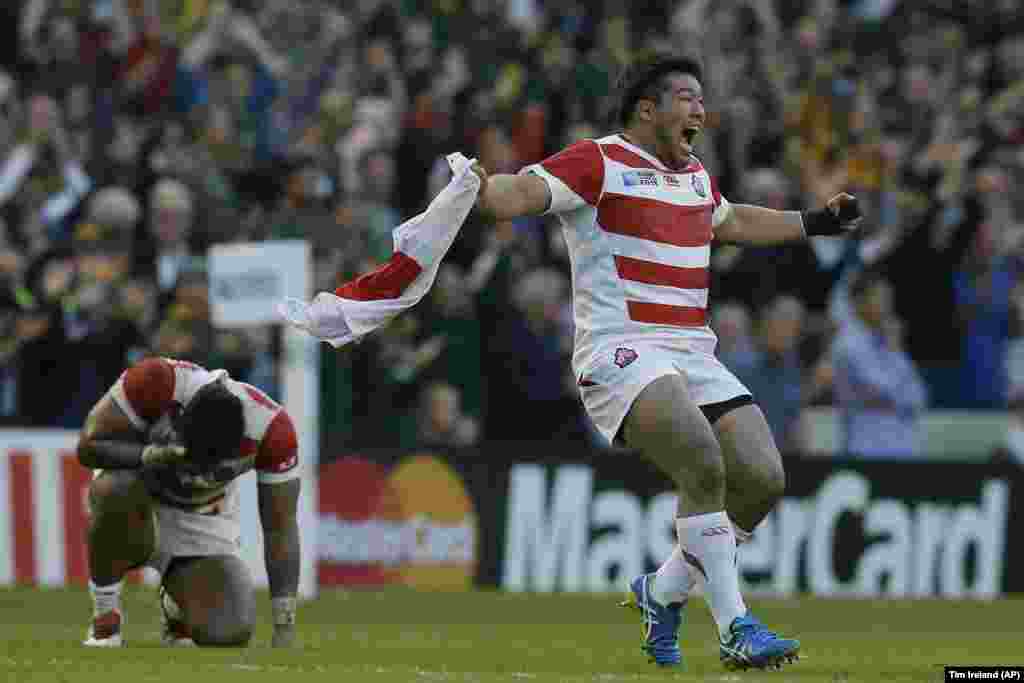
[193,619,254,647]
[89,470,131,501]
[88,471,146,516]
[209,606,253,651]
[216,622,254,647]
[199,601,255,647]
[744,446,785,507]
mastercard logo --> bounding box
[318,454,477,590]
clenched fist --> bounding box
[803,193,863,236]
[141,443,188,468]
[471,162,489,196]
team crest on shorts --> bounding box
[614,347,638,368]
[691,174,707,197]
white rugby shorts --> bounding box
[576,340,751,445]
[89,470,242,576]
[145,501,242,576]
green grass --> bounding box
[1,585,1021,682]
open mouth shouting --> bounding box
[681,125,702,154]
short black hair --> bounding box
[849,267,888,301]
[179,381,245,467]
[616,54,704,128]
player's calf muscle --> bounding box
[714,405,786,530]
[88,472,155,583]
[725,457,784,531]
[643,422,725,501]
[659,443,725,515]
[726,484,775,533]
[689,445,726,499]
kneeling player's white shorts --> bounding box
[90,470,242,577]
[145,502,242,576]
[576,340,751,446]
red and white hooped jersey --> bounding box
[109,357,299,511]
[523,134,732,368]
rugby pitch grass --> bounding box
[1,585,1020,682]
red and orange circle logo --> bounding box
[318,454,477,590]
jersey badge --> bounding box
[691,174,707,198]
[614,347,639,368]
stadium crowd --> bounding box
[0,0,1022,457]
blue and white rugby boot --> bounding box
[719,612,800,671]
[620,573,685,667]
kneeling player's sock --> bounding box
[652,546,696,606]
[676,511,747,640]
[89,579,123,617]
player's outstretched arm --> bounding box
[472,163,552,221]
[714,193,862,246]
[258,478,301,648]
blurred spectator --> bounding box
[7,243,71,425]
[729,296,808,453]
[996,384,1024,469]
[421,263,483,420]
[347,313,449,447]
[265,160,334,242]
[712,167,831,312]
[145,177,198,293]
[58,204,148,427]
[484,267,581,441]
[336,148,400,263]
[0,0,1018,449]
[710,301,757,371]
[0,296,16,422]
[832,269,928,458]
[81,185,139,283]
[148,264,217,396]
[406,381,480,449]
[1005,273,1024,410]
[953,215,1017,409]
[0,93,91,257]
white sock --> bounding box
[651,546,696,606]
[676,512,747,640]
[89,579,123,617]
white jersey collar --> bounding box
[610,133,699,173]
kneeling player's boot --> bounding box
[83,609,123,647]
[620,573,685,667]
[160,587,196,647]
[719,612,800,671]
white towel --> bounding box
[278,153,481,347]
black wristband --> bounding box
[801,208,844,237]
[80,440,145,469]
